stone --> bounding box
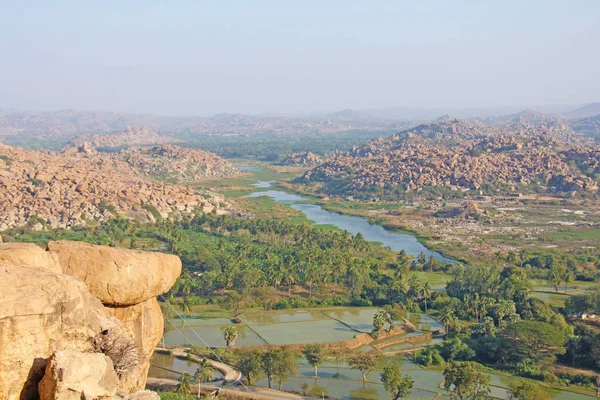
[0,242,62,273]
[122,390,161,400]
[47,241,181,306]
[38,350,118,400]
[106,299,164,393]
[0,262,126,400]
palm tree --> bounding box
[408,275,422,300]
[223,325,238,348]
[176,372,193,396]
[194,359,215,398]
[181,295,192,315]
[519,249,529,267]
[422,281,432,313]
[439,307,455,335]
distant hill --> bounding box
[564,103,600,119]
[298,118,599,200]
[66,126,178,150]
[569,114,600,141]
[324,109,374,121]
[363,105,577,120]
[479,109,560,126]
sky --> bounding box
[0,0,598,116]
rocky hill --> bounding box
[67,126,178,149]
[299,118,600,200]
[0,240,180,399]
[280,151,323,167]
[0,142,230,231]
[118,144,239,181]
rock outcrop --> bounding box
[0,241,180,399]
[47,241,181,306]
[105,299,165,393]
[0,242,62,273]
[38,350,119,400]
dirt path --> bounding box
[165,347,243,382]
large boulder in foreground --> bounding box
[106,298,164,393]
[0,242,62,273]
[0,262,127,399]
[47,241,181,306]
[38,350,118,400]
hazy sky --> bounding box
[0,1,598,116]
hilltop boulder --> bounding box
[47,241,181,306]
[0,242,62,273]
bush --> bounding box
[415,347,444,366]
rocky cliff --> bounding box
[0,241,181,399]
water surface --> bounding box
[245,181,451,262]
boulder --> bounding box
[38,350,118,400]
[0,242,62,273]
[46,241,181,306]
[0,263,126,399]
[122,390,161,400]
[106,299,164,393]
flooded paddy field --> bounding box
[150,352,595,400]
[163,307,431,347]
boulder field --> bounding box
[0,241,181,399]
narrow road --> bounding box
[168,347,242,382]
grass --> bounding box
[531,291,569,308]
[412,271,453,286]
[196,164,305,192]
[552,229,600,240]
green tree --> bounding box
[194,358,215,397]
[237,350,264,386]
[381,363,414,400]
[373,310,388,333]
[422,281,432,313]
[261,349,280,389]
[548,264,566,292]
[181,296,192,315]
[501,321,568,360]
[443,362,490,400]
[223,325,238,348]
[300,382,310,396]
[274,346,298,391]
[440,307,456,334]
[302,343,325,377]
[349,353,378,381]
[507,380,550,400]
[176,372,193,396]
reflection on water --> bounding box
[244,182,451,262]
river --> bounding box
[244,180,452,263]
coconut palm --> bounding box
[439,307,455,335]
[194,358,215,398]
[176,372,193,396]
[181,295,192,315]
[422,281,432,313]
